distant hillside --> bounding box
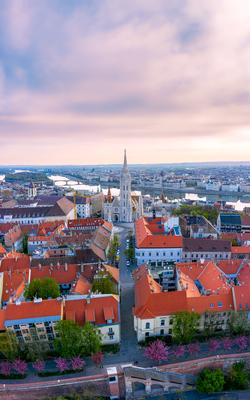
[5,172,51,184]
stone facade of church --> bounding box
[103,151,143,223]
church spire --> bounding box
[123,149,128,172]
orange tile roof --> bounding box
[135,217,183,249]
[5,299,63,322]
[28,236,52,242]
[103,264,119,284]
[217,259,244,275]
[68,218,104,229]
[0,244,6,255]
[0,309,6,330]
[233,286,250,311]
[2,269,29,303]
[177,270,200,297]
[177,261,231,295]
[232,246,250,254]
[187,292,234,314]
[237,263,250,286]
[85,308,95,322]
[72,275,91,295]
[0,254,30,272]
[30,264,79,284]
[64,295,119,326]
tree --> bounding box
[0,331,19,360]
[13,359,28,376]
[174,345,186,358]
[108,234,120,263]
[0,361,11,377]
[225,362,248,390]
[187,342,200,356]
[173,205,219,225]
[22,234,28,254]
[92,271,117,294]
[172,311,200,344]
[196,368,225,393]
[222,337,233,351]
[55,357,68,373]
[208,339,220,353]
[71,356,85,371]
[24,277,60,300]
[32,359,45,373]
[91,352,104,367]
[234,336,248,350]
[144,340,168,363]
[54,320,83,358]
[81,322,102,355]
[229,311,249,335]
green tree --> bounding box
[225,362,248,390]
[54,320,83,358]
[92,271,117,294]
[173,205,219,224]
[0,330,19,360]
[22,234,28,254]
[197,368,225,393]
[81,322,102,355]
[229,311,249,335]
[108,234,120,263]
[24,277,60,300]
[172,311,200,344]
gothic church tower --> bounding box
[119,150,132,222]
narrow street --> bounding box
[118,226,138,357]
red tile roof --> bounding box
[2,269,29,303]
[237,263,250,286]
[217,259,244,275]
[135,217,183,249]
[0,253,30,273]
[233,286,250,311]
[232,246,250,254]
[71,275,91,295]
[30,264,79,284]
[0,244,7,255]
[64,295,119,326]
[4,299,63,321]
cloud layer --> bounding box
[0,0,250,164]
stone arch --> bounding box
[151,382,165,394]
[132,381,146,394]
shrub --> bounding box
[225,362,248,390]
[71,357,85,371]
[0,361,11,376]
[196,368,225,393]
[144,340,168,363]
[55,357,68,373]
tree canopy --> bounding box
[0,331,19,360]
[24,277,60,300]
[54,320,101,358]
[172,311,200,344]
[173,204,219,224]
[92,271,117,294]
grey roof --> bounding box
[183,238,231,252]
[220,213,241,226]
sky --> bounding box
[0,0,250,165]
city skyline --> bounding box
[0,0,250,165]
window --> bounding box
[218,301,223,307]
[149,252,151,256]
[160,329,164,335]
[109,335,114,340]
[109,376,117,382]
[145,322,150,329]
[169,329,172,334]
[108,327,113,333]
[145,332,150,337]
[239,303,243,310]
[246,303,249,310]
[210,303,215,308]
[169,319,173,325]
[156,252,159,256]
[160,320,165,326]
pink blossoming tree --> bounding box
[187,342,200,356]
[234,336,248,350]
[144,340,168,364]
[55,357,68,373]
[32,359,45,373]
[71,356,85,371]
[222,337,233,351]
[0,361,11,376]
[208,339,220,353]
[13,359,27,376]
[174,345,186,358]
